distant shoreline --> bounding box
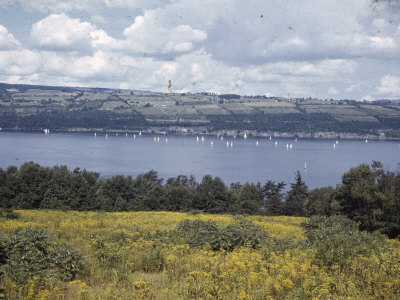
[1,127,398,141]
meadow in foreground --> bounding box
[1,210,399,299]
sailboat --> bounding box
[230,142,233,147]
[274,141,278,146]
[201,136,205,142]
[289,144,293,149]
[139,131,142,136]
[256,141,259,146]
[244,133,247,139]
[94,132,96,137]
[106,134,108,138]
[196,136,199,142]
[226,141,229,147]
[133,134,136,139]
[304,162,307,169]
[365,139,368,143]
[165,138,168,143]
[210,141,214,147]
[125,133,128,138]
[221,136,223,141]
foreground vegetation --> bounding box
[1,161,399,238]
[1,211,399,299]
[1,82,400,137]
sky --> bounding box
[0,0,399,100]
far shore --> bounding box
[1,126,398,141]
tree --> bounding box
[285,171,308,216]
[304,186,339,216]
[263,180,285,215]
[336,161,400,237]
[232,182,262,214]
[193,175,231,213]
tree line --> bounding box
[1,161,399,238]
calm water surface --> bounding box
[0,131,399,188]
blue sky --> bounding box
[0,0,399,100]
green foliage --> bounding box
[302,215,390,268]
[175,219,268,251]
[263,180,285,215]
[232,182,263,214]
[0,208,20,219]
[303,186,339,216]
[285,171,308,216]
[336,161,400,238]
[133,245,166,272]
[193,175,232,213]
[2,226,84,284]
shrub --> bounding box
[2,226,84,284]
[302,215,390,268]
[0,208,20,219]
[175,219,268,251]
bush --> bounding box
[302,215,390,268]
[133,244,166,272]
[0,208,20,219]
[175,219,268,251]
[2,226,84,284]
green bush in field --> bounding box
[2,226,84,284]
[0,208,20,219]
[302,215,390,268]
[175,219,268,251]
[134,245,166,272]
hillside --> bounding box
[1,83,400,138]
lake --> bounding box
[0,131,399,188]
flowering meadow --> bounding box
[0,210,399,299]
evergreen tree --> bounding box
[263,180,285,215]
[285,171,308,216]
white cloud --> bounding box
[0,25,20,50]
[0,49,41,75]
[346,83,361,93]
[30,14,95,50]
[122,13,207,55]
[328,87,339,95]
[376,75,400,98]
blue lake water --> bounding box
[0,131,399,188]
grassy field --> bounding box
[1,210,399,299]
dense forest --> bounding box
[1,161,399,239]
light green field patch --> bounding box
[260,107,300,114]
[195,104,230,115]
[359,105,400,116]
[247,100,296,108]
[100,101,131,110]
[334,115,379,122]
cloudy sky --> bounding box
[0,0,399,100]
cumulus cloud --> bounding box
[30,14,95,50]
[0,25,20,50]
[376,75,400,98]
[0,49,41,75]
[0,0,399,100]
[122,13,207,55]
